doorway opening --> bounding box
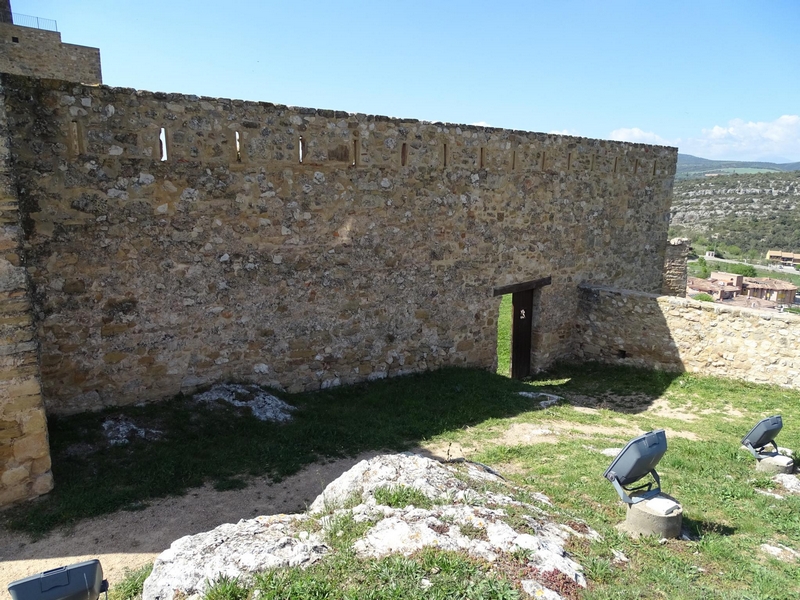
[493,276,552,379]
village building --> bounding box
[741,277,798,305]
[687,276,739,301]
[687,272,798,307]
[766,250,800,267]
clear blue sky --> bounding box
[13,0,800,161]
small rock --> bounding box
[601,448,622,457]
[755,489,784,500]
[521,580,562,599]
[774,474,800,494]
[194,383,296,422]
[760,543,800,563]
[611,549,629,563]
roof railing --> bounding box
[0,12,58,32]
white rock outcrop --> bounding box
[143,453,588,600]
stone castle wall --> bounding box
[2,74,677,415]
[575,284,800,388]
[0,81,53,506]
[661,237,689,296]
[0,22,102,84]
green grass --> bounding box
[248,548,522,600]
[691,293,714,302]
[497,294,512,376]
[5,363,800,598]
[374,485,434,509]
[204,575,249,600]
[109,563,152,600]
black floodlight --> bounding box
[603,429,667,504]
[742,415,783,459]
[8,560,108,600]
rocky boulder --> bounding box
[143,453,590,600]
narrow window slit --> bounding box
[479,147,486,169]
[69,121,81,156]
[590,154,596,172]
[652,160,658,176]
[511,150,516,172]
[352,138,360,167]
[443,144,448,168]
[159,127,168,162]
[235,131,241,162]
[567,152,572,171]
[613,157,618,173]
[540,151,546,170]
[298,135,304,164]
[634,159,639,175]
[401,143,408,167]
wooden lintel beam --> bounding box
[492,276,552,297]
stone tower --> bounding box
[0,0,102,84]
[0,1,12,24]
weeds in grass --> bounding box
[250,548,521,599]
[203,575,249,600]
[458,521,487,541]
[373,485,433,509]
[109,563,152,600]
[323,512,373,552]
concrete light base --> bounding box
[756,454,795,474]
[618,493,683,538]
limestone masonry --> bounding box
[0,4,685,506]
[0,22,101,85]
[575,285,800,388]
[5,75,677,417]
[661,238,690,296]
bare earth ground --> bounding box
[0,452,379,597]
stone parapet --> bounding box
[575,284,800,389]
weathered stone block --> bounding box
[0,483,29,506]
[1,464,29,487]
[0,419,22,440]
[13,432,49,461]
[31,471,54,495]
[30,454,52,476]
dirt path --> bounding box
[0,452,378,597]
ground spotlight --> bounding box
[741,415,794,474]
[603,429,668,505]
[741,415,783,459]
[604,429,683,538]
[8,560,108,600]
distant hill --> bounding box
[669,170,800,257]
[677,154,800,180]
